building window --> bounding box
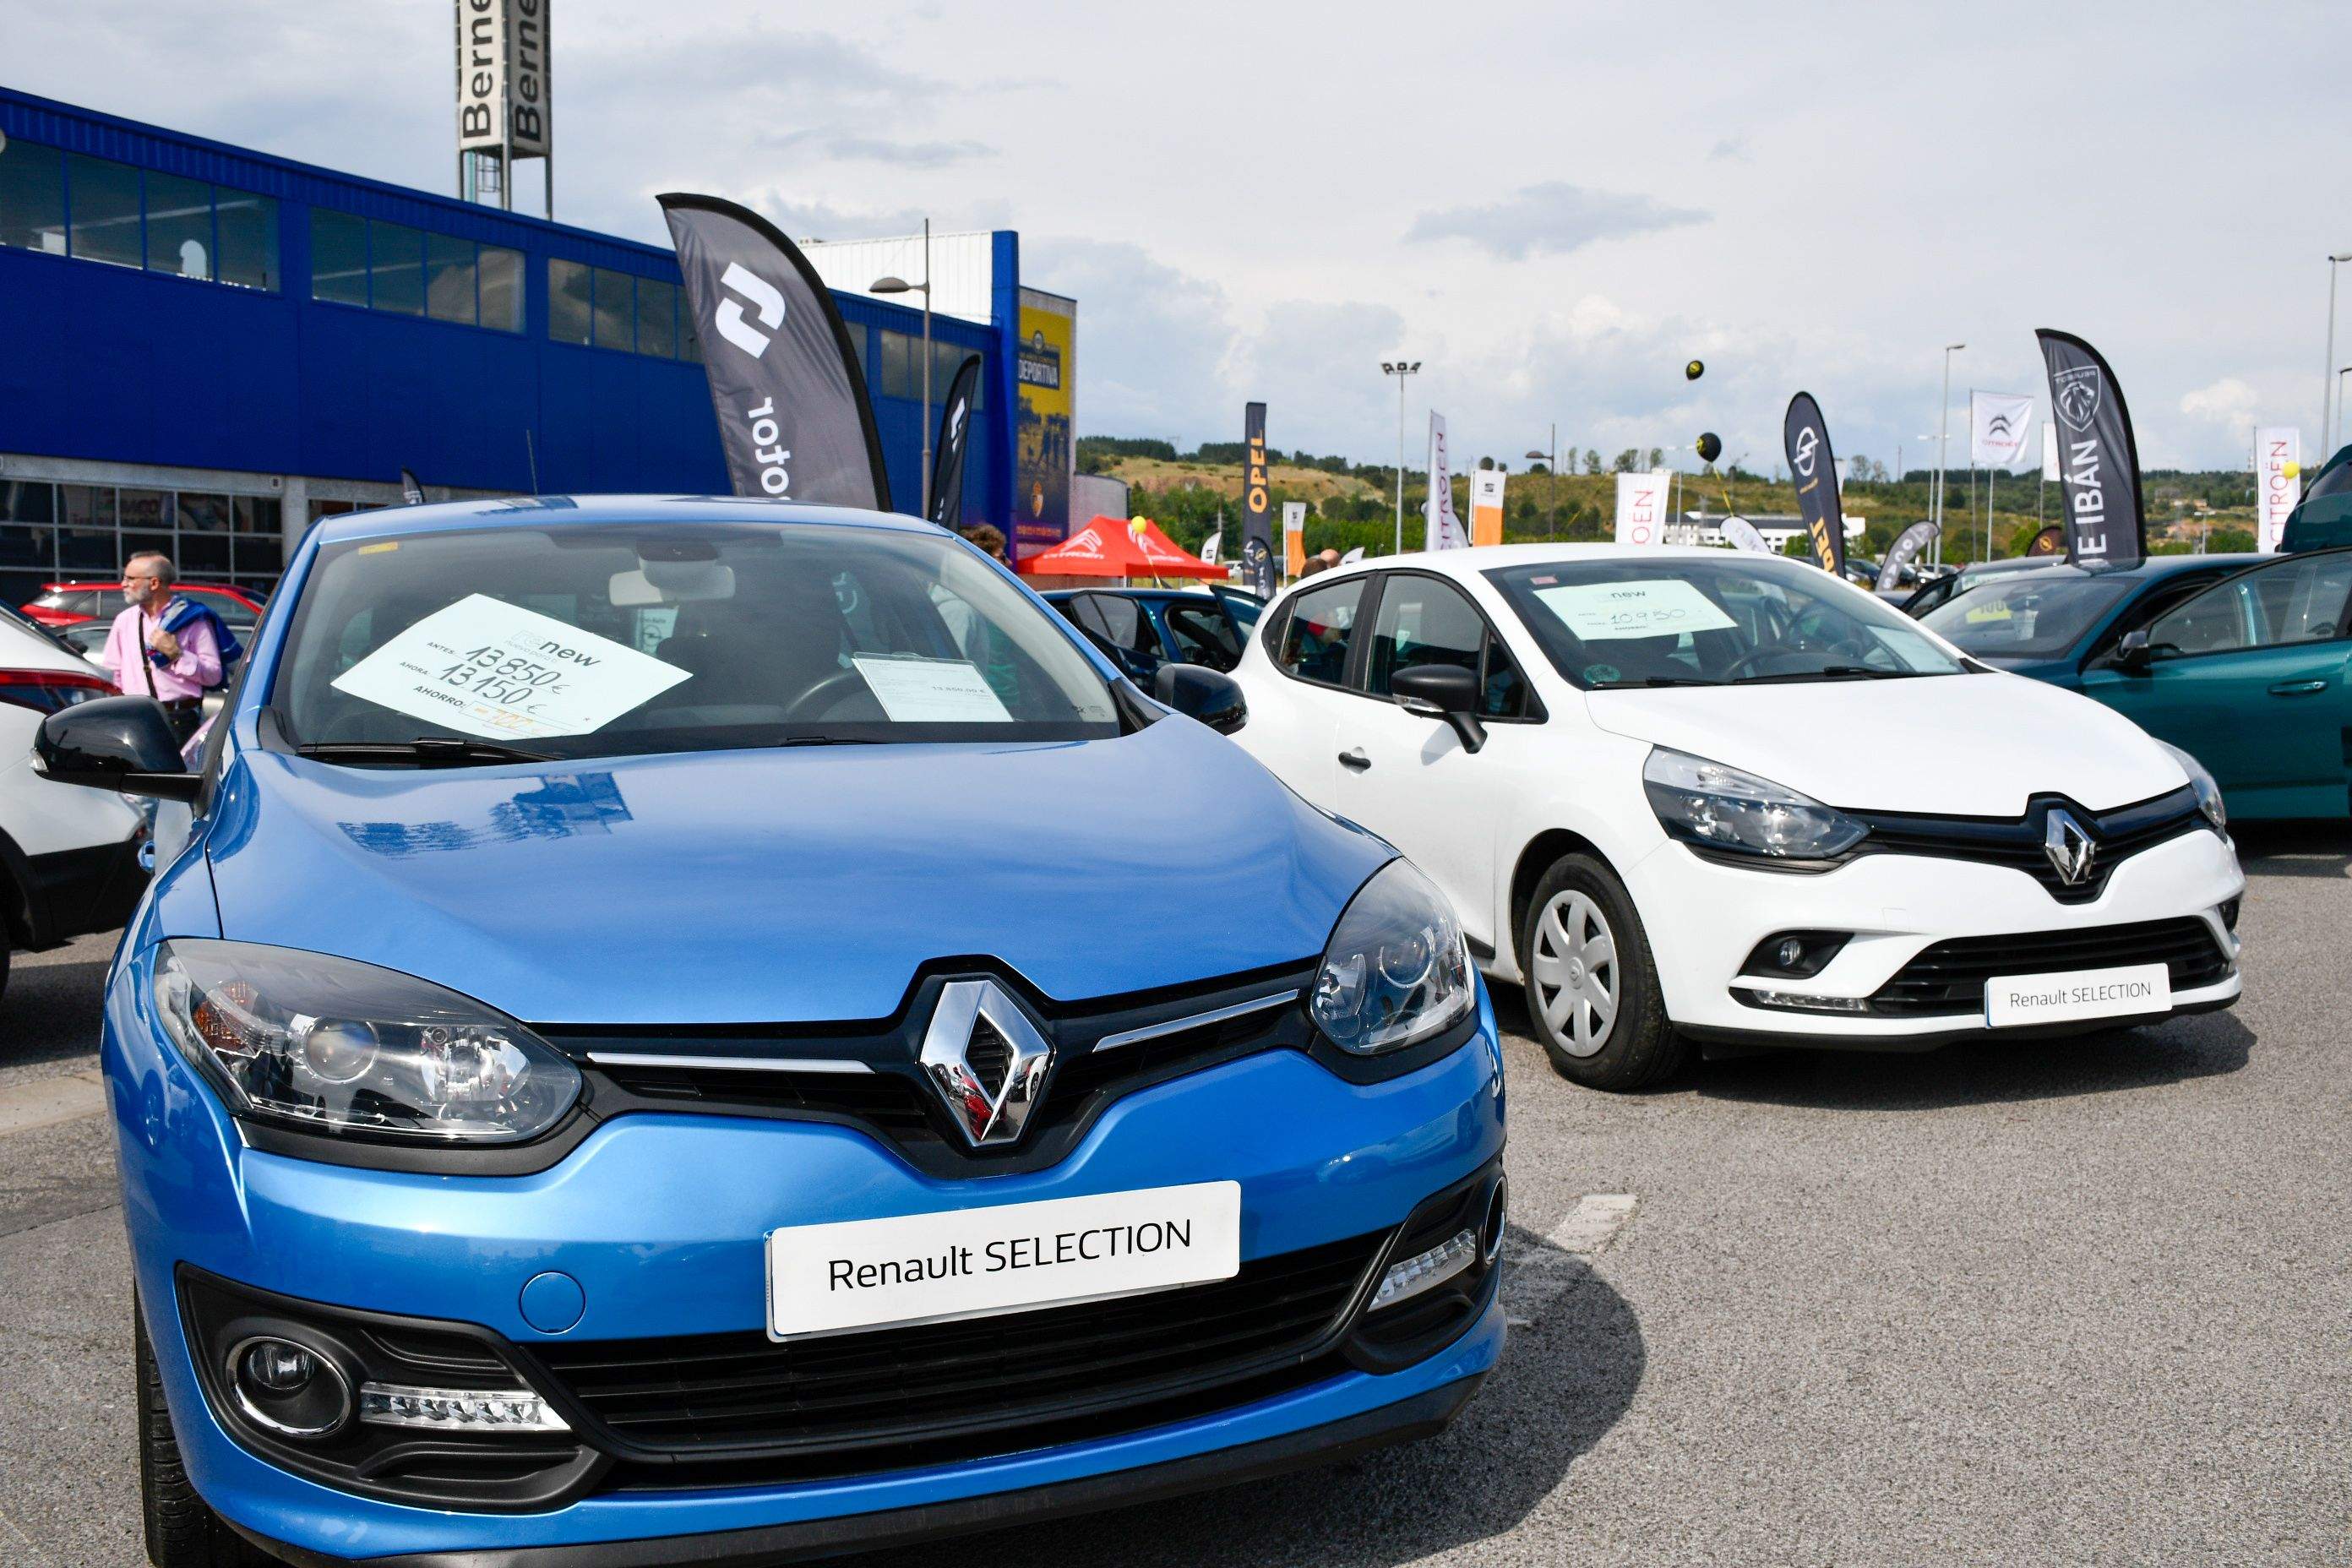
[144,171,213,280]
[215,190,279,291]
[548,258,592,345]
[0,138,66,254]
[634,277,678,358]
[369,220,425,315]
[310,209,368,306]
[65,153,143,269]
[846,326,869,385]
[479,245,524,332]
[425,230,476,324]
[879,329,917,399]
[592,267,634,351]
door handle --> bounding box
[2268,678,2329,695]
[1337,749,1371,771]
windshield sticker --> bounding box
[330,593,691,740]
[1534,580,1738,641]
[850,654,1014,723]
[1964,602,2015,623]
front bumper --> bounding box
[106,961,1507,1564]
[1623,827,2245,1043]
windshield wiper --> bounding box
[297,738,555,766]
[1728,665,1922,684]
[765,735,882,747]
[1593,676,1726,689]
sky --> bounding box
[9,0,2349,476]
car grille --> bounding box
[1867,917,2234,1018]
[522,1230,1386,1490]
[1850,787,2208,905]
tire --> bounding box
[1518,852,1689,1091]
[137,1298,266,1568]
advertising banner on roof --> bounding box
[1015,290,1075,562]
[453,0,550,157]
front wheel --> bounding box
[1519,852,1688,1091]
[138,1297,266,1567]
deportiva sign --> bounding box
[2035,329,2145,569]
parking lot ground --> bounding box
[3,830,2348,1566]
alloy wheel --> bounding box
[1532,890,1618,1058]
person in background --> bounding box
[101,553,223,743]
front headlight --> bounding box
[1311,860,1474,1054]
[2157,741,2226,833]
[152,940,580,1143]
[1642,747,1867,863]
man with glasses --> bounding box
[101,553,224,742]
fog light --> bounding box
[228,1336,352,1439]
[1776,938,1804,968]
[358,1382,571,1434]
[1743,988,1870,1014]
[1369,1228,1477,1313]
[1740,930,1852,980]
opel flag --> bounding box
[659,193,890,510]
[2034,329,2145,569]
[1782,392,1846,577]
[928,354,983,531]
[1241,403,1275,596]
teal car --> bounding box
[1920,548,2352,819]
[2280,444,2352,552]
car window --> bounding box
[183,588,255,623]
[1366,574,1529,718]
[2146,553,2352,659]
[1084,594,1160,657]
[1162,600,1240,671]
[1919,574,2131,658]
[1274,578,1365,687]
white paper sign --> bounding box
[330,594,690,740]
[1535,580,1738,641]
[766,1181,1241,1339]
[851,654,1012,722]
[1984,962,2172,1028]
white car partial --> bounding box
[1228,545,2244,1090]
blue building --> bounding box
[0,87,1056,611]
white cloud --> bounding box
[1405,182,1708,262]
[2178,377,2261,431]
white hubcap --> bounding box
[1531,890,1619,1058]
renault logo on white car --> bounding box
[714,262,785,358]
[918,980,1054,1146]
[2044,808,2098,886]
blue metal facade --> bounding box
[0,88,1010,527]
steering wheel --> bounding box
[1717,644,1807,681]
[782,668,874,721]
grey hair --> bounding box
[126,552,176,588]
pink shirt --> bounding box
[101,601,224,701]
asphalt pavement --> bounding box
[2,828,2346,1566]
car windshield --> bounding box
[271,520,1121,760]
[1484,555,1969,687]
[1918,573,2132,658]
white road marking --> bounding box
[1548,1193,1638,1255]
[0,1070,106,1138]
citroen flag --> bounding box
[1469,471,1506,546]
[2035,329,2145,568]
[1783,392,1846,576]
[1969,392,2037,469]
[2257,427,2300,551]
[1876,520,1940,593]
[1241,403,1275,596]
[1424,413,1467,550]
[928,354,983,531]
[1614,471,1669,545]
[659,193,889,509]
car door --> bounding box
[1243,575,1371,806]
[1058,594,1154,683]
[2080,550,2352,816]
[1330,571,1541,954]
[1160,597,1243,672]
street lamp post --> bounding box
[1381,360,1420,554]
[2329,253,2352,454]
[1936,343,1965,567]
[1526,424,1557,538]
[868,219,934,517]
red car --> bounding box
[22,580,266,629]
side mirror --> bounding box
[2112,629,2153,672]
[1390,664,1488,754]
[1152,664,1247,734]
[35,696,201,801]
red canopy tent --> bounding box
[1016,515,1227,580]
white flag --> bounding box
[1424,412,1467,550]
[1614,471,1670,547]
[1200,529,1221,566]
[2042,422,2061,482]
[2256,427,2300,552]
[1970,391,2036,469]
[1720,514,1772,553]
[1340,546,1366,564]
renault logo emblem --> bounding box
[918,980,1054,1146]
[2044,808,2098,886]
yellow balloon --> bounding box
[2284,461,2302,478]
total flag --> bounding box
[1969,392,2037,469]
[659,193,889,509]
[927,354,983,530]
[1783,392,1847,576]
[1614,471,1669,546]
[1241,403,1275,596]
[1424,413,1467,550]
[1469,471,1506,546]
[2034,329,2145,568]
[1876,520,1939,593]
[2256,427,2300,551]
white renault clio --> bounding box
[1231,546,2243,1089]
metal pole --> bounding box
[1936,346,1958,567]
[2326,259,2341,456]
[1394,373,1407,555]
[918,220,933,520]
[1549,422,1558,539]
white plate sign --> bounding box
[1984,962,2173,1028]
[766,1181,1240,1340]
[331,593,691,741]
[1535,580,1739,641]
[850,654,1012,723]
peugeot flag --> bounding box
[1783,392,1846,576]
[928,354,982,530]
[1241,403,1276,596]
[659,193,890,510]
[2035,329,2145,569]
[1876,520,1939,594]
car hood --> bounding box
[1583,671,2185,817]
[203,719,1385,1025]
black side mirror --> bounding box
[1390,664,1488,754]
[35,697,201,801]
[1152,664,1247,734]
[2112,629,2153,672]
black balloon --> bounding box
[1695,432,1722,463]
[1685,359,1705,381]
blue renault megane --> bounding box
[35,497,1505,1567]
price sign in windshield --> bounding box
[332,594,691,740]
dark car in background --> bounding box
[1044,586,1265,683]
